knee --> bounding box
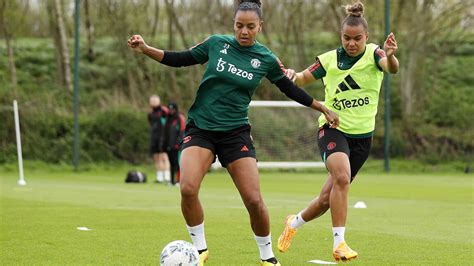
[244,196,265,213]
[333,172,350,188]
[180,181,199,199]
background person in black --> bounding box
[163,102,185,186]
[148,95,170,183]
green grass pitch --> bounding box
[1,166,472,265]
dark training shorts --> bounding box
[180,122,256,167]
[149,137,165,155]
[317,124,372,181]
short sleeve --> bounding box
[374,47,386,71]
[308,57,326,80]
[190,36,213,64]
[266,57,287,84]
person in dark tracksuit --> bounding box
[148,95,170,183]
[163,102,185,186]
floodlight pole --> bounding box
[73,0,81,170]
[383,0,391,172]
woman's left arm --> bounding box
[379,32,399,74]
[274,77,339,128]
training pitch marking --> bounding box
[308,260,337,264]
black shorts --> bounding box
[317,124,372,181]
[149,137,164,155]
[180,122,256,167]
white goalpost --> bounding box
[212,100,325,169]
[14,100,26,186]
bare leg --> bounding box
[227,157,269,236]
[157,152,170,172]
[179,147,214,226]
[326,152,351,227]
[279,152,353,258]
[300,173,333,222]
[228,157,278,261]
[153,153,160,171]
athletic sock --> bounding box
[156,171,164,182]
[290,211,307,229]
[164,170,171,182]
[186,223,207,251]
[332,227,346,249]
[255,234,275,261]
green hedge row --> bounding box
[0,107,149,164]
[1,104,471,165]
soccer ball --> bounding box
[160,240,199,266]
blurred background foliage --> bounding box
[0,0,473,166]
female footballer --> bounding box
[277,1,399,262]
[128,0,338,265]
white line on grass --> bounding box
[308,259,337,264]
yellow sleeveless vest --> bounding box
[318,44,384,135]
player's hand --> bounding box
[324,110,339,128]
[127,34,149,53]
[285,68,297,83]
[383,32,398,57]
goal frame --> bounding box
[211,101,325,169]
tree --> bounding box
[392,0,473,119]
[150,0,160,38]
[83,0,95,62]
[164,0,179,100]
[0,0,18,92]
[47,0,72,91]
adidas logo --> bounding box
[220,43,230,54]
[240,145,249,152]
[334,233,339,237]
[190,233,196,236]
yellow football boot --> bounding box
[277,215,297,252]
[199,250,209,265]
[333,241,358,261]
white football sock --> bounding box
[332,227,345,249]
[186,223,207,251]
[164,170,171,182]
[156,171,164,182]
[290,212,307,229]
[255,234,275,260]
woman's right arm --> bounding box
[128,35,164,61]
[127,34,198,67]
[288,69,317,87]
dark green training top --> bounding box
[189,35,286,131]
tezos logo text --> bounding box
[332,96,369,110]
[216,58,254,80]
